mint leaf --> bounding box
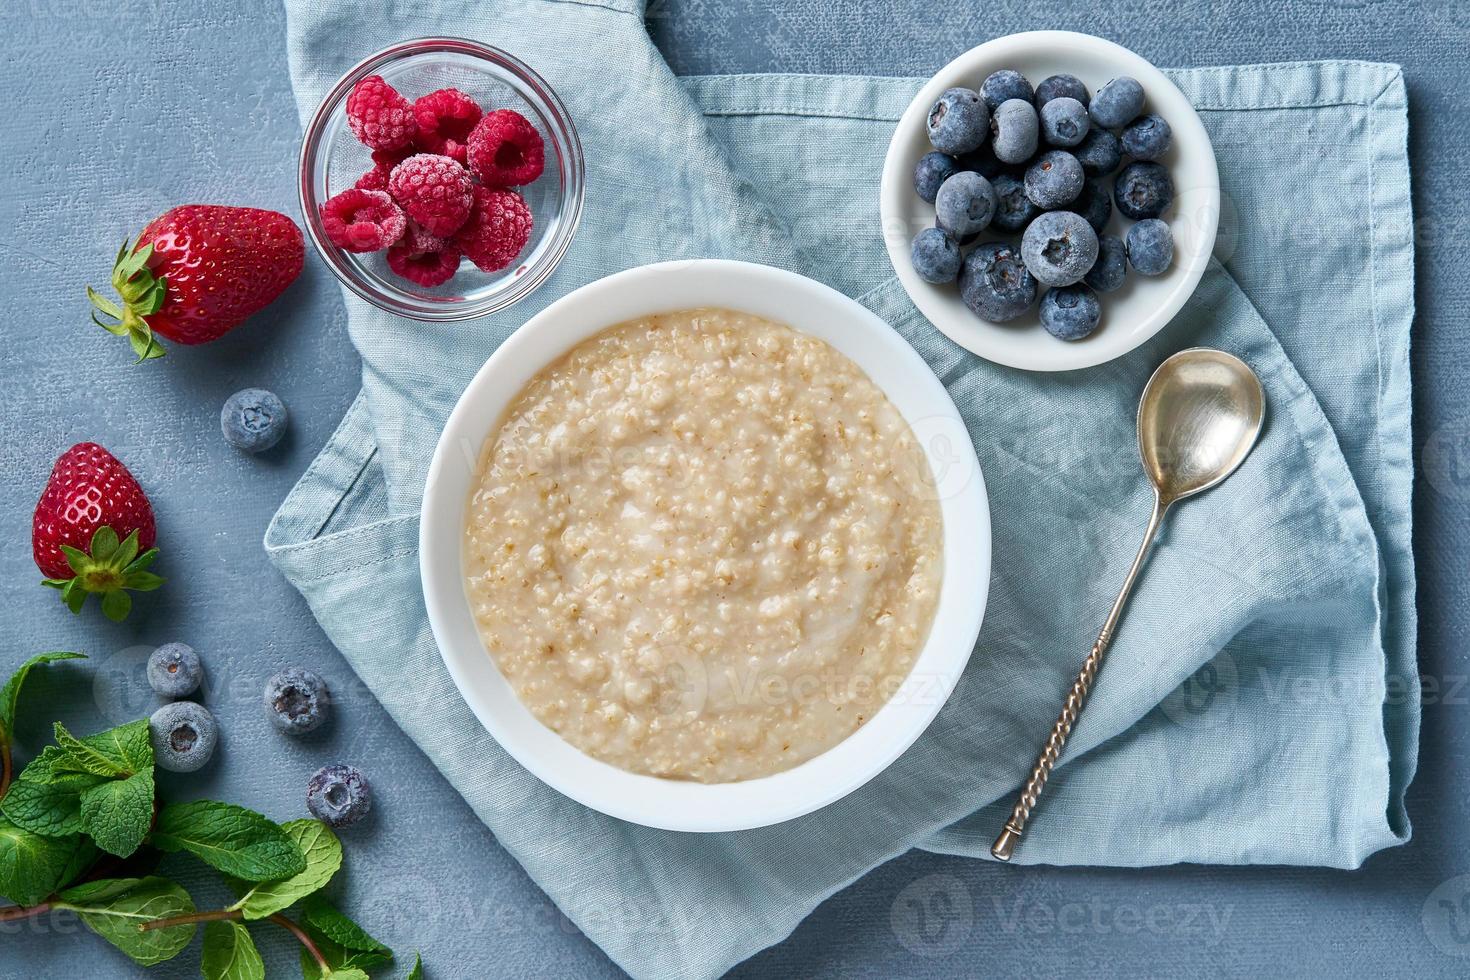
[0,813,86,906]
[202,919,266,980]
[0,653,85,733]
[53,719,152,777]
[237,819,341,919]
[55,876,195,966]
[406,953,423,979]
[79,768,154,857]
[0,746,108,837]
[151,801,306,882]
[301,894,392,955]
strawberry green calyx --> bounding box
[40,526,164,622]
[88,239,168,363]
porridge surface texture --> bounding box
[463,308,943,782]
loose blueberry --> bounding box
[1040,285,1103,341]
[990,98,1039,164]
[1040,96,1090,148]
[1074,176,1113,233]
[934,171,997,239]
[263,667,331,735]
[1126,218,1175,275]
[306,764,372,829]
[926,87,988,155]
[1021,210,1100,287]
[1074,128,1122,175]
[910,228,962,284]
[1084,234,1128,292]
[221,388,288,453]
[959,242,1038,322]
[1114,161,1174,220]
[1035,74,1090,109]
[1121,113,1172,160]
[1090,76,1145,129]
[979,69,1034,111]
[990,172,1039,233]
[913,151,958,204]
[147,642,203,698]
[1023,150,1084,209]
[149,702,218,773]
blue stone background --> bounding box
[1,0,1466,975]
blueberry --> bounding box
[956,141,1007,179]
[1040,97,1090,148]
[147,642,203,698]
[1090,76,1145,129]
[263,667,331,735]
[1023,150,1084,209]
[926,87,988,155]
[958,242,1038,322]
[149,702,218,773]
[1074,177,1113,233]
[1074,128,1122,175]
[1084,234,1128,292]
[1021,210,1100,287]
[1121,113,1172,160]
[979,69,1034,111]
[910,228,962,284]
[990,98,1039,164]
[221,388,288,453]
[1040,285,1103,341]
[934,171,997,239]
[913,151,958,204]
[306,764,372,829]
[1114,161,1174,219]
[990,172,1039,233]
[1035,74,1090,109]
[1126,218,1174,275]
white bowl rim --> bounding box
[879,30,1221,372]
[420,259,991,832]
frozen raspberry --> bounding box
[319,188,406,253]
[346,75,417,151]
[355,147,414,191]
[466,110,545,187]
[413,88,483,164]
[453,186,533,272]
[387,235,462,287]
[388,153,474,237]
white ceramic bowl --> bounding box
[880,31,1219,372]
[420,260,990,832]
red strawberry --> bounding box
[33,443,164,622]
[88,205,304,361]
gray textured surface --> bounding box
[0,0,1464,977]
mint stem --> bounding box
[137,907,240,932]
[0,902,51,923]
[270,913,330,973]
[0,739,12,800]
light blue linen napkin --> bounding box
[268,2,1417,975]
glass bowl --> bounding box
[298,38,584,321]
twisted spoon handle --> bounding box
[991,493,1167,862]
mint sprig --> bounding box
[40,526,164,622]
[0,653,427,976]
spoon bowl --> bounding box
[1138,349,1266,505]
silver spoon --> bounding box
[991,348,1266,861]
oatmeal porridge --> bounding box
[463,308,943,782]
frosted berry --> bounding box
[454,187,533,272]
[413,88,483,164]
[466,109,545,187]
[345,75,416,151]
[320,188,406,253]
[388,154,474,237]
